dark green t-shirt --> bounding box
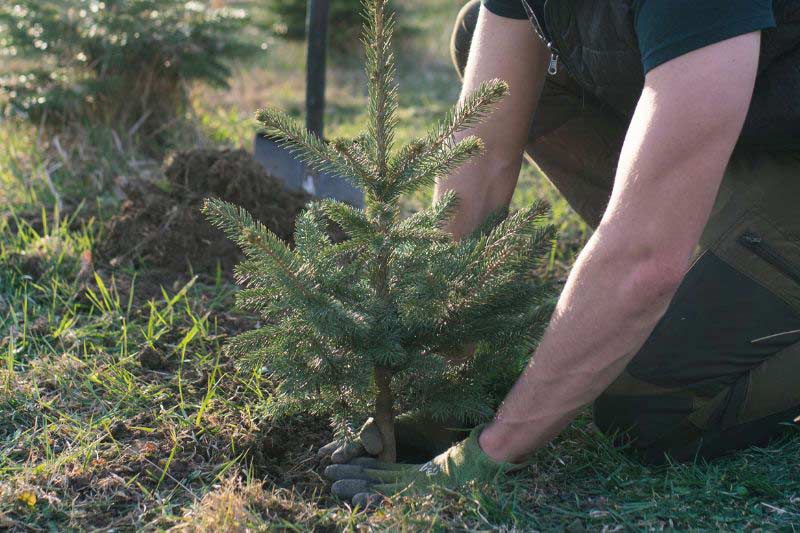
[482,0,776,73]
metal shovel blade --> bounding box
[252,0,363,207]
[253,134,363,206]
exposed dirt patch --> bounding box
[101,148,311,280]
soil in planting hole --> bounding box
[101,148,311,279]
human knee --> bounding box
[592,392,633,445]
[450,0,481,80]
[592,382,701,456]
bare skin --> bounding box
[437,7,762,463]
[436,9,548,239]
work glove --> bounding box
[324,425,522,507]
[317,414,467,464]
[317,417,384,464]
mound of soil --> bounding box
[102,148,311,278]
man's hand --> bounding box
[317,418,385,464]
[324,426,520,507]
[317,415,470,465]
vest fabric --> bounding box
[522,0,800,150]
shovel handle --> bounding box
[306,0,329,138]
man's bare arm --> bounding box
[479,32,762,461]
[436,6,548,239]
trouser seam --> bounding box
[739,373,754,423]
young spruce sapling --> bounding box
[204,0,555,462]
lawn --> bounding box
[0,1,798,530]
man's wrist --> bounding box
[478,421,524,463]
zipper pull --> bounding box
[740,232,763,246]
[548,51,559,76]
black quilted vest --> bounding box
[521,0,800,150]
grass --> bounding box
[0,0,798,530]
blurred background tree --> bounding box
[0,0,263,141]
[265,0,410,51]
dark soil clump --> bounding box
[102,148,311,278]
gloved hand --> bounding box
[317,414,468,464]
[324,425,522,507]
[316,417,384,464]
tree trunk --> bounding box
[373,366,396,462]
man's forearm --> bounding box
[437,157,524,239]
[479,223,684,460]
[478,32,761,462]
[434,7,548,239]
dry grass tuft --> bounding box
[174,476,340,532]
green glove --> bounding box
[324,425,521,507]
[317,414,468,464]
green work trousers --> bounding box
[453,0,800,463]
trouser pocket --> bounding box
[737,231,800,285]
[711,209,800,315]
